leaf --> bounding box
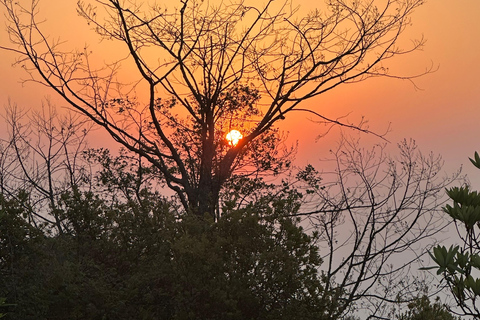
[469,151,480,169]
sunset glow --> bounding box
[226,130,243,147]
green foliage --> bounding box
[469,151,480,169]
[395,296,459,320]
[0,192,44,271]
[0,135,453,319]
[425,152,480,317]
[444,186,480,230]
[424,245,463,275]
[169,210,328,320]
[0,298,14,318]
[0,150,330,320]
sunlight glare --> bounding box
[226,130,243,147]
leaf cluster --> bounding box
[426,152,480,317]
[395,295,459,320]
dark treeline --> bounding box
[0,145,330,320]
[0,105,461,319]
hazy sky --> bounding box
[284,0,480,185]
[1,0,479,185]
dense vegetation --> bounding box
[0,131,461,319]
[0,149,331,319]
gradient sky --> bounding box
[284,0,480,186]
[1,0,479,186]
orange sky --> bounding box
[283,0,480,186]
[1,0,479,186]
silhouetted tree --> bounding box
[1,0,427,217]
[0,101,91,234]
[0,150,331,320]
[294,137,457,318]
[0,115,458,318]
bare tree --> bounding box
[209,136,457,318]
[294,137,458,319]
[1,0,426,216]
[0,101,91,233]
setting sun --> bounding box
[226,130,243,147]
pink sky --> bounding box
[1,0,479,186]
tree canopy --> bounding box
[395,296,460,320]
[0,142,331,319]
[0,0,427,216]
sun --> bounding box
[226,130,243,147]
